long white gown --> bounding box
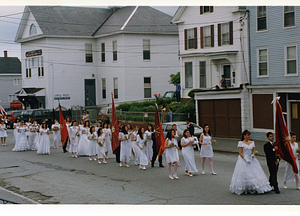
[12,126,30,151]
[181,137,198,173]
[77,126,90,156]
[165,138,179,163]
[0,124,7,138]
[51,123,61,148]
[29,124,38,150]
[37,128,50,154]
[131,131,139,164]
[145,130,153,162]
[69,126,79,153]
[283,142,299,182]
[13,123,20,143]
[200,134,214,158]
[230,141,272,195]
[103,128,112,154]
[97,134,106,158]
[136,134,148,166]
[88,132,98,156]
[119,132,130,163]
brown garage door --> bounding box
[198,99,241,138]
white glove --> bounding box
[243,157,251,164]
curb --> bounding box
[0,187,40,204]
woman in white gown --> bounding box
[136,127,148,170]
[13,118,20,144]
[165,129,180,179]
[29,120,39,150]
[283,132,300,190]
[88,126,98,161]
[131,125,139,165]
[103,123,112,158]
[77,120,90,156]
[119,125,131,167]
[181,129,198,177]
[145,124,154,164]
[230,130,272,195]
[0,120,8,146]
[25,118,32,141]
[12,121,30,151]
[69,120,80,158]
[97,128,107,164]
[51,119,61,149]
[37,123,50,154]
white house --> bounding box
[171,6,250,138]
[15,6,179,110]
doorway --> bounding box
[223,65,231,87]
[291,102,300,141]
[84,79,96,106]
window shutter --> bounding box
[184,29,187,50]
[210,6,214,13]
[200,6,203,15]
[218,24,221,46]
[200,27,204,49]
[194,27,197,49]
[229,21,233,45]
[210,25,214,47]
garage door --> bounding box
[198,99,241,138]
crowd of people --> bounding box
[1,113,299,195]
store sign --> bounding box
[25,49,42,57]
[54,94,70,100]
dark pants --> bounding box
[268,163,279,191]
[115,145,120,163]
[62,137,69,152]
[176,91,181,102]
[152,143,163,166]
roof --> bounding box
[15,88,44,95]
[0,57,21,74]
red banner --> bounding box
[110,93,120,153]
[275,100,298,174]
[59,103,68,146]
[154,103,165,156]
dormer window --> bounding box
[30,24,37,35]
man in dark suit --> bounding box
[263,132,280,194]
[115,120,122,163]
[186,118,194,136]
[151,132,164,168]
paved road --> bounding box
[0,130,299,205]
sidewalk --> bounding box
[213,137,267,156]
[0,187,39,204]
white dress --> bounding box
[29,124,38,150]
[283,142,299,182]
[97,134,106,158]
[12,127,30,151]
[131,131,139,164]
[13,123,20,142]
[230,141,272,195]
[25,122,31,136]
[181,137,198,173]
[0,124,7,138]
[88,132,98,156]
[145,130,153,162]
[69,126,79,153]
[165,138,179,163]
[103,128,112,154]
[200,134,214,158]
[119,132,130,163]
[77,126,90,155]
[37,128,50,154]
[51,123,61,148]
[136,134,148,166]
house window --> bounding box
[29,24,37,35]
[187,29,195,49]
[38,56,44,77]
[218,22,233,46]
[113,41,117,61]
[199,61,206,88]
[13,79,21,85]
[143,40,150,60]
[113,77,118,99]
[85,44,93,63]
[101,43,105,62]
[221,23,229,45]
[286,44,297,75]
[144,77,151,98]
[25,59,31,78]
[258,48,268,76]
[203,26,211,47]
[284,6,295,27]
[102,78,106,99]
[200,6,213,14]
[257,6,267,31]
[185,62,193,88]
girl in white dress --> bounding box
[127,124,134,158]
[165,129,180,179]
[181,129,198,177]
[97,128,107,164]
[103,123,112,158]
[95,121,102,134]
[0,120,7,146]
[63,116,72,153]
[51,119,61,149]
[29,120,39,150]
[37,123,50,155]
[12,121,30,151]
[13,118,20,144]
[119,125,131,167]
[145,124,154,164]
[69,120,80,158]
[25,118,32,140]
[230,130,272,195]
[131,125,139,165]
[283,132,300,190]
[77,120,90,156]
[136,127,148,170]
[88,126,97,161]
[199,124,217,175]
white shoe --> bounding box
[120,163,122,167]
[169,175,174,180]
[211,171,217,175]
[283,184,287,189]
[173,175,179,179]
[126,165,129,168]
[89,158,92,161]
[296,187,300,190]
[202,171,205,175]
[98,161,101,164]
[93,158,97,161]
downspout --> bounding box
[247,9,251,85]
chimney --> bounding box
[4,51,7,58]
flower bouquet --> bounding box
[147,135,151,140]
[254,151,259,156]
[98,141,103,147]
[76,132,80,137]
[212,140,217,144]
[124,135,128,140]
[91,134,96,139]
[169,142,176,147]
[4,127,7,130]
[53,126,60,131]
[178,133,183,139]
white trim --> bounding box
[256,6,268,32]
[121,6,139,31]
[0,74,21,76]
[284,43,298,77]
[256,46,269,78]
[283,6,296,29]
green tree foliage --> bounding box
[168,72,180,84]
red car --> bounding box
[10,100,23,108]
[6,110,22,128]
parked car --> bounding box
[10,100,23,108]
[20,109,53,127]
[163,91,176,99]
[161,121,203,150]
[97,106,112,124]
[6,110,23,128]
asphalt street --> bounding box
[0,130,300,205]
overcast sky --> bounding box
[0,5,178,59]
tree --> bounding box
[168,72,180,84]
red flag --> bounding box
[110,93,120,153]
[59,103,68,146]
[154,103,165,156]
[275,99,298,174]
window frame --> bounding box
[187,28,195,49]
[285,43,298,76]
[257,47,269,78]
[185,62,193,88]
[257,6,268,32]
[199,61,206,88]
[38,56,44,78]
[29,24,37,36]
[284,6,296,28]
[203,26,211,47]
[143,39,151,60]
[113,77,118,99]
[85,44,93,63]
[144,77,151,98]
[101,43,105,63]
[102,78,106,99]
[221,22,229,46]
[113,41,117,61]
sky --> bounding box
[0,4,178,59]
